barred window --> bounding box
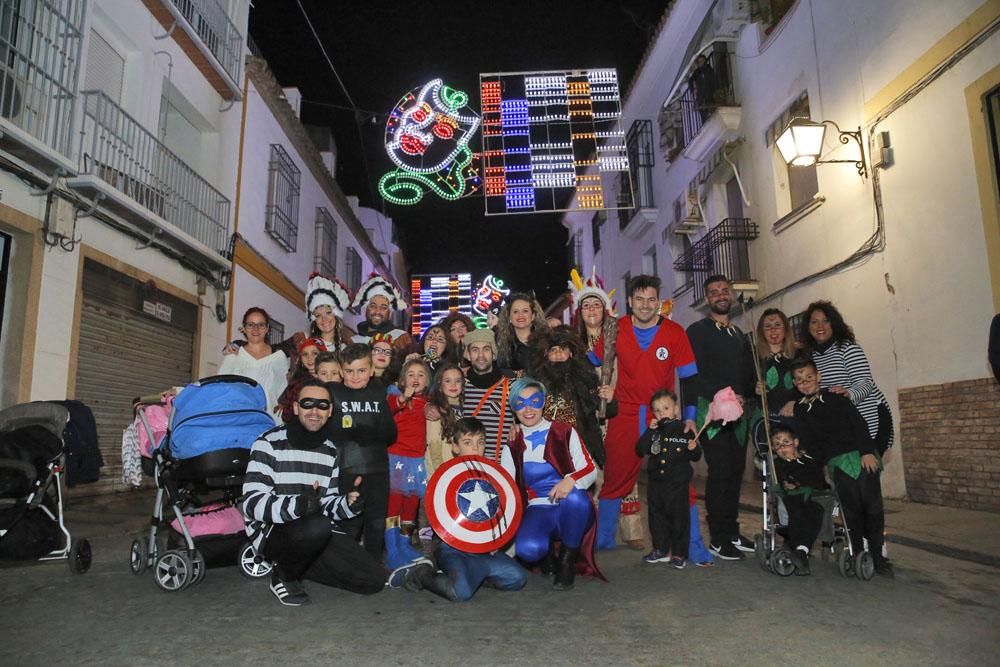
[314,207,337,275]
[268,318,285,346]
[345,246,362,291]
[265,144,300,251]
[591,209,605,254]
[620,119,654,229]
[567,229,583,272]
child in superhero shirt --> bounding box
[403,418,528,601]
[636,390,701,569]
[326,343,397,562]
[770,422,827,575]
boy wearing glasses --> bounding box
[326,343,397,562]
[769,422,826,575]
[242,379,383,606]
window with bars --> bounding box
[591,209,605,254]
[267,318,285,346]
[314,207,337,276]
[265,144,300,251]
[345,246,362,291]
[620,119,655,229]
[567,230,583,272]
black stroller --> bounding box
[0,402,91,573]
[751,419,874,580]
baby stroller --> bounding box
[751,419,875,580]
[129,375,275,591]
[0,402,91,573]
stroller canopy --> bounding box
[0,403,68,441]
[165,375,274,460]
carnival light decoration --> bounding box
[379,79,482,206]
[410,273,474,337]
[471,274,510,329]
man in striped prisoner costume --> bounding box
[242,379,384,606]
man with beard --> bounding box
[685,274,756,560]
[351,273,412,352]
[594,275,699,551]
[527,325,613,468]
[461,328,513,462]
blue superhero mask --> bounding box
[513,392,545,411]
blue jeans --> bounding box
[434,542,528,602]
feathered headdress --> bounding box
[351,272,407,311]
[305,272,351,321]
[568,267,617,316]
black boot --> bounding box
[539,543,557,575]
[403,562,457,600]
[552,546,580,591]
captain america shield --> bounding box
[426,455,523,553]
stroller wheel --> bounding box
[69,538,92,575]
[837,547,854,577]
[855,551,875,581]
[238,541,273,579]
[190,549,207,586]
[754,534,768,570]
[129,539,147,575]
[770,548,796,577]
[154,550,193,592]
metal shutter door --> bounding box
[73,260,195,495]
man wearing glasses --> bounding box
[242,379,384,606]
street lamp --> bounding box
[776,117,868,179]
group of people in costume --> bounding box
[228,264,895,606]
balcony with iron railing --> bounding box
[66,91,231,268]
[0,0,84,170]
[618,118,657,240]
[142,0,244,100]
[661,47,741,165]
[672,217,760,306]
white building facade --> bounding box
[563,0,1000,510]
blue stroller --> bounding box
[129,375,275,591]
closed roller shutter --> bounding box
[73,259,196,495]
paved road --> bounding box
[2,517,998,666]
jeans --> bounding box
[435,542,528,602]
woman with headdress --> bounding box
[304,272,354,351]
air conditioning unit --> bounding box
[0,61,46,131]
[712,0,751,37]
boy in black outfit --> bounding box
[770,423,827,575]
[790,359,893,578]
[326,343,397,562]
[635,390,702,569]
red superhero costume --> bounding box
[595,315,698,500]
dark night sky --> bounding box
[249,1,666,306]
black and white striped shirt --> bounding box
[242,425,357,550]
[811,342,888,440]
[462,376,512,462]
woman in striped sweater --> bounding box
[799,301,893,454]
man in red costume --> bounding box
[593,275,698,550]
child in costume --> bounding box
[424,362,465,477]
[791,358,893,578]
[403,418,528,601]
[387,358,431,538]
[501,377,603,590]
[276,337,327,423]
[315,351,342,384]
[635,390,701,569]
[770,422,827,575]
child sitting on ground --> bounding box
[791,358,893,578]
[387,358,432,538]
[635,390,701,569]
[404,417,528,601]
[770,422,827,575]
[314,351,342,384]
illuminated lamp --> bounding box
[776,117,868,178]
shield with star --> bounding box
[426,455,523,553]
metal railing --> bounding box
[677,50,737,147]
[0,0,84,158]
[77,90,231,252]
[314,206,336,276]
[167,0,243,85]
[672,217,759,304]
[618,118,655,230]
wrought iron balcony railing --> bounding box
[677,50,738,147]
[76,90,231,253]
[165,0,243,86]
[0,0,84,161]
[672,217,759,304]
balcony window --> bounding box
[73,91,231,256]
[672,217,760,305]
[84,30,123,105]
[591,209,605,254]
[0,0,84,162]
[265,143,300,252]
[314,206,336,276]
[678,49,737,147]
[345,246,362,292]
[619,119,655,230]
